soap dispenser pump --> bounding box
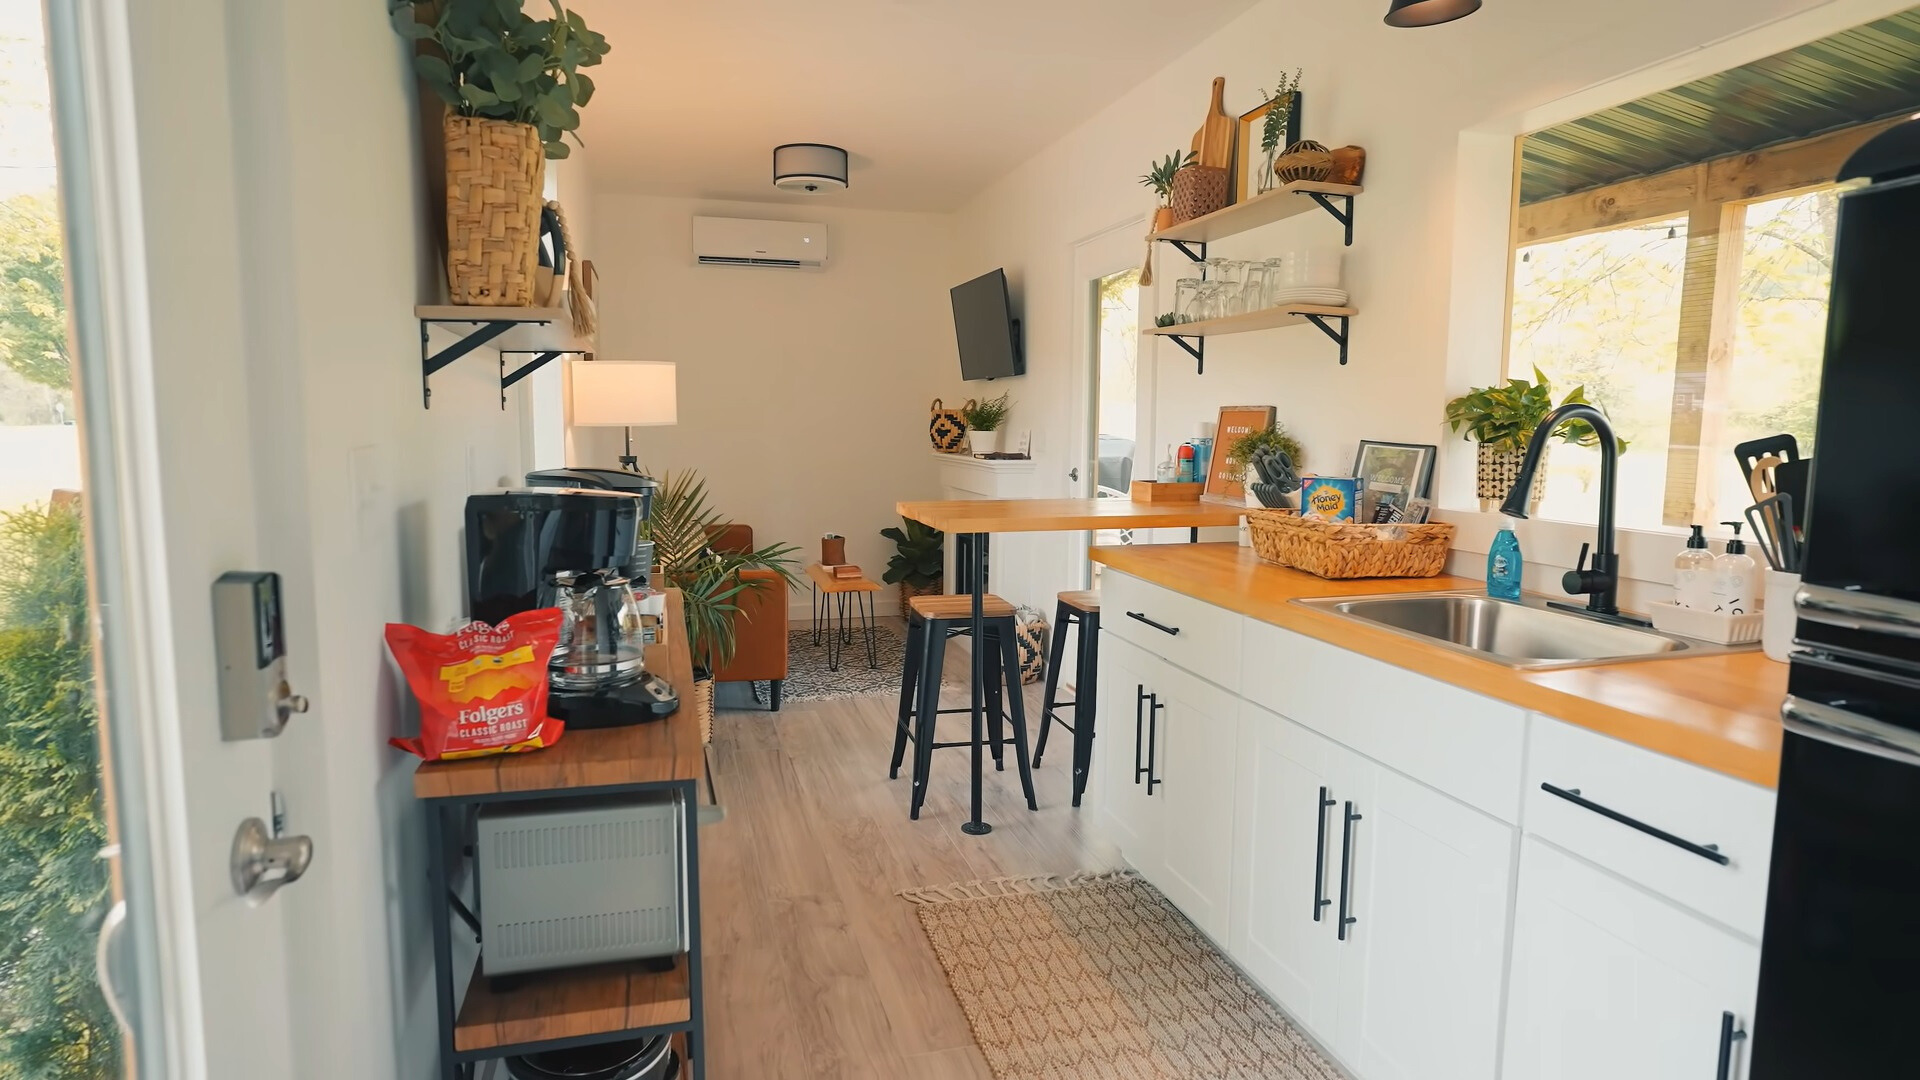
[1710,521,1760,614]
[1675,524,1714,610]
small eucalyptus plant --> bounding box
[390,0,611,159]
[1139,150,1197,206]
[1260,70,1304,155]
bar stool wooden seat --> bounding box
[890,592,1037,820]
[1035,588,1100,807]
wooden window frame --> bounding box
[1507,115,1901,527]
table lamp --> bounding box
[568,360,678,472]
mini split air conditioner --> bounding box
[692,216,829,270]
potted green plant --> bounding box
[959,392,1012,456]
[1140,150,1196,231]
[880,517,944,618]
[1444,367,1626,512]
[390,0,610,305]
[640,469,799,726]
[1225,426,1305,506]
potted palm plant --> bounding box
[959,393,1012,456]
[640,470,799,730]
[881,517,944,618]
[1444,367,1625,512]
[390,0,610,305]
[1140,150,1196,231]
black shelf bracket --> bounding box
[1163,238,1208,263]
[419,317,586,409]
[1297,311,1351,365]
[1302,190,1356,246]
[1165,334,1205,374]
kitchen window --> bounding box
[1507,119,1880,531]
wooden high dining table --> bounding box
[896,498,1245,834]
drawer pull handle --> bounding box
[1312,786,1335,922]
[1539,783,1730,866]
[1716,1011,1747,1080]
[1134,684,1149,785]
[1145,695,1164,795]
[1125,611,1181,636]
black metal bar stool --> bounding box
[889,593,1038,820]
[1034,589,1100,807]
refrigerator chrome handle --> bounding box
[1797,583,1920,641]
[1782,694,1920,768]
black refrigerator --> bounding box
[1752,118,1920,1078]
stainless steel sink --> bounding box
[1291,591,1750,670]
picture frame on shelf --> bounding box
[1352,440,1437,523]
[1234,91,1303,205]
[1206,404,1278,499]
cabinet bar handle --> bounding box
[1145,695,1164,795]
[1337,801,1361,941]
[1539,783,1730,866]
[1133,684,1148,785]
[1125,611,1181,636]
[1717,1011,1747,1080]
[1312,786,1335,922]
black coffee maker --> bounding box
[465,469,678,728]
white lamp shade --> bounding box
[568,361,678,427]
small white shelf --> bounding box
[1150,181,1362,248]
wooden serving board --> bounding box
[1197,77,1235,170]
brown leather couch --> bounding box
[707,524,790,710]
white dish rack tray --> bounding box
[1648,600,1764,645]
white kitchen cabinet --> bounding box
[1147,662,1239,942]
[1337,761,1516,1080]
[1504,837,1759,1080]
[1230,701,1348,1039]
[1097,633,1163,873]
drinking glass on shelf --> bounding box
[1240,262,1270,314]
[1203,256,1233,285]
[1193,281,1225,322]
[1219,260,1251,316]
[1174,278,1201,323]
[1262,257,1289,307]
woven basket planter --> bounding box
[897,579,944,619]
[1248,510,1454,579]
[443,115,546,306]
[691,675,714,745]
[1275,140,1333,184]
[1170,165,1230,222]
[1477,443,1549,514]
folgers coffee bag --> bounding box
[386,610,565,761]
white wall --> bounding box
[577,195,953,616]
[125,1,529,1076]
[941,0,1865,613]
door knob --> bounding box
[1069,467,1080,481]
[230,817,312,905]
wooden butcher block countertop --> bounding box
[1091,544,1785,789]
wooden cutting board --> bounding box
[1194,77,1235,170]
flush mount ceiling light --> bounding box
[1384,0,1481,26]
[773,143,849,193]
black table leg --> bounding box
[962,531,991,835]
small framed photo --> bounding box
[1352,441,1437,523]
[1234,92,1303,205]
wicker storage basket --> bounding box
[929,398,971,454]
[1170,165,1230,222]
[443,115,546,306]
[1247,510,1454,579]
[897,579,944,619]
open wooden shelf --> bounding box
[1145,303,1357,339]
[453,956,692,1053]
[1150,180,1361,247]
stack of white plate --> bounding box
[1268,287,1349,308]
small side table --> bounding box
[806,564,882,671]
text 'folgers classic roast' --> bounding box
[386,609,566,761]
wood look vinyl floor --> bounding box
[699,628,1120,1080]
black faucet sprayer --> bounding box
[1497,402,1648,626]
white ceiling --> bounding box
[570,0,1262,212]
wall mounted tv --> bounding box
[951,268,1024,381]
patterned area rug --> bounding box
[781,625,955,702]
[902,872,1342,1080]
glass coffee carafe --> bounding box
[548,570,651,691]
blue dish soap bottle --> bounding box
[1488,528,1523,601]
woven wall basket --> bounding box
[1248,510,1455,579]
[1170,165,1230,222]
[930,398,972,454]
[443,115,546,306]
